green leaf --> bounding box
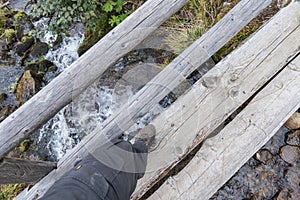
[108,15,121,26]
[102,0,116,13]
[115,0,124,13]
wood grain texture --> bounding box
[151,54,300,200]
[0,157,56,184]
[16,0,272,199]
[132,2,300,198]
[0,0,190,159]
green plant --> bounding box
[101,0,128,27]
[108,13,128,26]
[30,0,100,34]
[0,8,9,35]
[14,11,26,21]
[4,29,16,44]
[0,184,26,200]
[164,0,236,55]
[30,0,128,36]
[19,139,31,153]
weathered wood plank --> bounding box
[0,157,56,184]
[151,54,300,200]
[16,1,272,199]
[132,2,300,198]
[0,0,190,159]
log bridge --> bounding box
[0,0,299,199]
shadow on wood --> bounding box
[0,158,56,184]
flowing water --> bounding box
[32,27,178,161]
[3,1,297,199]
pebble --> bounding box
[255,149,273,164]
[279,145,300,165]
[286,130,300,146]
[285,112,300,130]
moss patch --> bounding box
[4,29,17,44]
[77,14,110,56]
[0,8,10,35]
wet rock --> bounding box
[279,145,300,165]
[15,36,34,55]
[286,130,300,146]
[78,32,100,57]
[52,34,63,50]
[0,105,16,122]
[114,63,160,95]
[30,42,49,57]
[48,65,58,72]
[24,62,39,72]
[285,112,300,130]
[15,70,43,106]
[38,59,54,72]
[25,59,56,73]
[255,149,273,164]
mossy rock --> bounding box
[30,42,49,57]
[77,31,101,57]
[24,59,56,73]
[24,62,39,72]
[78,15,110,56]
[13,11,33,40]
[15,36,34,55]
[38,59,54,72]
[0,7,11,35]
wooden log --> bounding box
[0,157,56,184]
[151,54,300,200]
[0,0,190,159]
[16,0,272,199]
[132,2,300,198]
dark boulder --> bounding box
[24,62,39,72]
[24,59,56,73]
[30,42,49,57]
[39,59,54,72]
[15,36,34,55]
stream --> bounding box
[1,1,298,199]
